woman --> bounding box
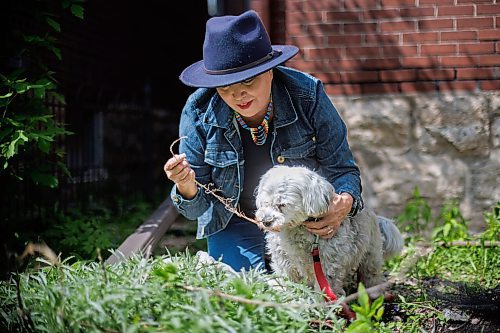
[164,10,363,271]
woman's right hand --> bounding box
[164,153,197,199]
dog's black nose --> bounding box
[262,220,273,227]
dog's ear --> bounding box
[302,172,334,216]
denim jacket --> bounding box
[171,66,363,239]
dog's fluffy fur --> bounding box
[255,165,403,296]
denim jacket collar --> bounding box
[201,76,298,129]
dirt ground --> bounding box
[386,279,500,332]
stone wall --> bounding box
[334,91,500,231]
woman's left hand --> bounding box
[304,192,353,239]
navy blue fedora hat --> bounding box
[180,10,299,88]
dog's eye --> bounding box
[277,203,286,212]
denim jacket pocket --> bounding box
[204,148,238,167]
[281,139,316,159]
[204,148,239,194]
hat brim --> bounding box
[179,45,299,88]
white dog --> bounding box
[255,165,403,297]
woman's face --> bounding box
[216,70,273,121]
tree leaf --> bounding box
[46,17,61,32]
[0,92,13,99]
[70,4,84,19]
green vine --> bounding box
[0,0,84,187]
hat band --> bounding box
[204,50,282,75]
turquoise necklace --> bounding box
[234,97,273,145]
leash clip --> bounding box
[311,234,320,251]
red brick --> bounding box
[340,71,379,82]
[418,19,454,30]
[401,81,437,93]
[304,0,342,11]
[306,23,342,35]
[477,4,500,14]
[478,30,500,41]
[479,55,500,66]
[365,34,400,45]
[420,0,453,4]
[325,84,362,95]
[344,23,378,34]
[401,57,438,68]
[362,83,400,94]
[418,69,455,80]
[344,0,378,10]
[380,20,416,32]
[287,23,307,36]
[382,45,418,57]
[439,81,476,92]
[361,58,401,69]
[441,31,477,42]
[403,32,439,43]
[326,11,362,22]
[459,43,495,55]
[327,35,363,46]
[438,5,474,16]
[344,46,381,58]
[380,69,417,82]
[363,9,400,20]
[291,35,327,47]
[457,0,493,3]
[311,72,343,83]
[421,44,457,55]
[288,1,306,12]
[480,80,500,91]
[380,0,416,7]
[457,18,494,29]
[457,68,494,80]
[336,59,363,70]
[400,7,434,17]
[306,47,343,59]
[440,56,480,67]
[289,11,325,24]
[287,60,329,72]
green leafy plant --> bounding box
[396,187,432,237]
[346,284,390,333]
[432,200,469,244]
[481,201,499,242]
[1,0,84,187]
[41,198,154,260]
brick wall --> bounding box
[254,0,500,96]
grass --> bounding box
[0,199,498,332]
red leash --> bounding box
[311,235,337,302]
[311,235,357,321]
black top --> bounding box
[238,122,274,218]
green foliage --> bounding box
[481,201,500,242]
[42,199,154,261]
[346,284,390,333]
[0,253,347,332]
[1,0,84,187]
[432,200,469,244]
[396,187,432,237]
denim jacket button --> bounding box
[277,155,285,163]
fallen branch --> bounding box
[342,242,433,304]
[177,284,306,309]
[437,240,500,247]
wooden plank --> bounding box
[105,197,179,265]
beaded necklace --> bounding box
[234,97,273,145]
